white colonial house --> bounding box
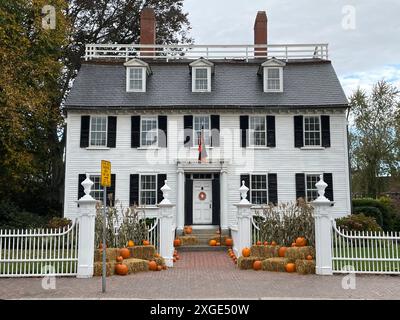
[63,9,351,234]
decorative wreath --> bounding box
[198,191,207,201]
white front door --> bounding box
[193,180,213,224]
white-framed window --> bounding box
[90,116,107,147]
[305,174,320,202]
[192,67,211,92]
[140,116,158,147]
[249,116,266,146]
[193,115,211,146]
[140,174,157,206]
[304,116,321,146]
[126,67,146,92]
[250,174,268,205]
[263,67,283,92]
[90,175,104,201]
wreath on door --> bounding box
[198,191,207,201]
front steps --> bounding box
[177,226,230,251]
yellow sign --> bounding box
[101,160,111,187]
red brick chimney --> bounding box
[140,7,156,56]
[254,11,268,57]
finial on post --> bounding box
[79,173,95,201]
[239,180,250,204]
[160,180,172,205]
[314,174,329,202]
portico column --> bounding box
[176,168,185,231]
[220,169,228,229]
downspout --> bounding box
[346,106,353,214]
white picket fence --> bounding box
[331,221,400,274]
[0,220,79,277]
[147,218,159,252]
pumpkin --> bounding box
[149,261,158,271]
[256,241,262,246]
[127,240,134,247]
[173,239,181,247]
[173,258,177,262]
[291,242,296,247]
[120,248,130,259]
[116,256,124,263]
[176,255,180,260]
[264,241,269,246]
[306,255,313,261]
[173,252,177,257]
[229,252,234,258]
[162,265,167,270]
[225,238,233,246]
[115,263,128,275]
[157,265,162,271]
[285,263,296,273]
[143,240,150,246]
[278,247,287,258]
[253,260,262,271]
[295,237,307,247]
[209,239,217,246]
[184,226,193,234]
[271,241,277,246]
[242,247,251,257]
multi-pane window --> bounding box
[141,117,158,147]
[194,68,209,91]
[251,175,268,205]
[249,116,266,146]
[304,116,321,146]
[90,175,104,201]
[306,174,320,202]
[194,115,210,146]
[140,175,157,205]
[90,116,107,146]
[264,67,282,92]
[128,67,144,91]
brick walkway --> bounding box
[1,251,400,299]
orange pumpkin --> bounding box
[253,260,262,271]
[278,247,287,258]
[176,255,180,260]
[143,240,150,246]
[306,255,313,261]
[173,258,176,262]
[162,265,167,270]
[115,263,128,275]
[120,248,130,259]
[295,237,307,247]
[157,265,162,271]
[242,247,251,257]
[127,240,134,247]
[209,239,217,246]
[184,226,193,234]
[174,239,181,247]
[116,256,124,263]
[149,261,158,271]
[271,241,277,246]
[291,242,296,247]
[154,253,160,258]
[229,252,234,258]
[225,238,233,246]
[256,241,262,246]
[285,263,296,273]
[264,241,269,246]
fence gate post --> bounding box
[234,180,253,257]
[76,174,97,278]
[158,180,175,267]
[312,175,334,275]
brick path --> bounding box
[1,251,400,299]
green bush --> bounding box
[0,201,48,229]
[353,206,383,227]
[353,198,396,231]
[47,217,72,229]
[336,214,382,232]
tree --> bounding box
[349,80,400,197]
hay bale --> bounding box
[295,259,316,275]
[178,235,199,245]
[262,258,290,272]
[209,235,228,243]
[94,248,120,263]
[285,246,315,262]
[237,256,261,270]
[93,261,116,276]
[128,245,156,260]
[124,258,149,273]
[250,245,280,259]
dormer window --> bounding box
[260,58,286,93]
[189,58,214,92]
[124,58,151,92]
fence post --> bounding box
[76,174,97,278]
[234,180,253,257]
[312,175,334,275]
[158,180,175,267]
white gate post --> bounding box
[312,175,334,275]
[158,180,175,267]
[76,174,97,278]
[234,181,253,257]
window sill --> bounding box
[247,146,270,150]
[300,146,325,150]
[137,147,161,150]
[137,206,159,210]
[86,146,110,150]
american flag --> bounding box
[198,126,208,163]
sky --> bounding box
[183,0,400,97]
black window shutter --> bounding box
[210,115,220,147]
[240,116,249,148]
[158,115,167,148]
[266,116,276,147]
[294,115,304,148]
[185,176,193,225]
[295,173,306,201]
[321,115,331,148]
[78,174,86,200]
[212,174,220,225]
[80,116,90,148]
[184,115,193,148]
[240,174,250,201]
[323,173,334,201]
[131,116,141,148]
[106,174,116,206]
[107,116,117,148]
[129,174,139,206]
[268,173,278,205]
[157,174,167,204]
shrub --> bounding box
[353,206,383,227]
[336,214,382,232]
[47,217,72,229]
[0,201,48,229]
[352,198,396,231]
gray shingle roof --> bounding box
[64,59,348,109]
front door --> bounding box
[192,180,212,224]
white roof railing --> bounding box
[84,43,328,62]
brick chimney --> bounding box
[140,7,156,56]
[254,11,268,57]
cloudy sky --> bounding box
[184,0,400,97]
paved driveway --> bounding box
[0,251,399,299]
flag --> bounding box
[198,126,208,163]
